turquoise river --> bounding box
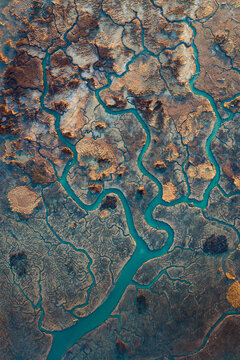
[28,10,240,360]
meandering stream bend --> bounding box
[39,14,239,360]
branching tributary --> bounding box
[39,12,240,360]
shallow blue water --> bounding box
[40,51,175,360]
[36,14,239,360]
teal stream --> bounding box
[39,15,239,360]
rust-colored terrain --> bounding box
[0,0,240,359]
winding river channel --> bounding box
[36,12,240,360]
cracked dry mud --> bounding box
[0,0,240,359]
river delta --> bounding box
[0,0,240,359]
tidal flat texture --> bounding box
[0,0,240,359]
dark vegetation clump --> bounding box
[25,159,55,185]
[137,186,145,195]
[10,251,28,277]
[100,195,117,210]
[97,157,111,167]
[136,294,148,313]
[61,147,73,157]
[203,234,228,255]
[55,100,69,113]
[231,162,240,176]
[116,340,127,356]
[0,104,19,135]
